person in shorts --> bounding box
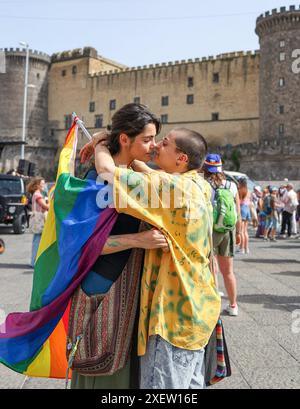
[202,154,241,317]
[263,186,283,241]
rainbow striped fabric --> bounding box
[0,120,118,378]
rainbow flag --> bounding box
[0,120,118,379]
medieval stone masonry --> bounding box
[0,5,300,179]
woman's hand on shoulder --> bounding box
[79,131,109,164]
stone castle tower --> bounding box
[256,5,300,144]
[216,5,300,179]
[0,48,54,177]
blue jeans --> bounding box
[140,335,206,389]
[265,216,278,231]
[31,233,42,267]
[240,204,251,221]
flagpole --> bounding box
[72,112,92,141]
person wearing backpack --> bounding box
[202,154,241,317]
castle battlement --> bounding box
[257,5,300,22]
[256,5,300,35]
[51,47,126,70]
[51,46,98,62]
[0,47,51,63]
[88,50,260,78]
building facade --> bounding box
[48,48,260,151]
[1,5,300,179]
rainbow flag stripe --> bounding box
[0,121,118,378]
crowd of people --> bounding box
[250,181,300,241]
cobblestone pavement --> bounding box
[0,227,299,389]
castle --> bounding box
[1,5,300,179]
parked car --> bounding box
[223,170,260,192]
[0,174,29,234]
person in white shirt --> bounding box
[280,183,299,238]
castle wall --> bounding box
[218,139,300,180]
[49,51,260,150]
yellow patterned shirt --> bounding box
[113,168,221,356]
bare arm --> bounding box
[101,229,169,255]
[36,197,49,211]
[235,193,241,232]
[94,143,115,183]
[234,192,242,245]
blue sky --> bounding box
[0,1,293,66]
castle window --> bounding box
[72,66,77,75]
[279,52,285,62]
[212,113,219,121]
[279,77,285,87]
[62,70,66,77]
[134,96,140,104]
[279,124,284,135]
[110,99,116,110]
[161,114,168,124]
[95,114,103,128]
[161,96,169,106]
[89,102,95,112]
[36,73,40,80]
[186,94,194,105]
[279,105,284,114]
[280,40,285,48]
[213,73,219,83]
[64,114,72,129]
[187,77,194,87]
[50,129,55,137]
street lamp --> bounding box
[19,41,29,160]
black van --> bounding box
[0,174,29,234]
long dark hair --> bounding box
[108,103,161,155]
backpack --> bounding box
[263,195,272,215]
[212,181,237,233]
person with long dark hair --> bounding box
[71,103,169,389]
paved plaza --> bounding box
[0,226,299,389]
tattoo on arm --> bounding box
[105,235,130,248]
[107,239,122,248]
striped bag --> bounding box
[204,318,231,386]
[66,246,144,377]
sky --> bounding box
[0,0,294,66]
